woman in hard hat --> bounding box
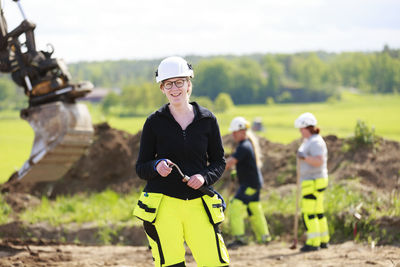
[134,56,229,266]
[294,112,330,252]
[225,116,271,249]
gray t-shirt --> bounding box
[298,134,328,181]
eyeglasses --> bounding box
[162,79,187,89]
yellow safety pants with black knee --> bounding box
[229,187,271,243]
[301,178,330,247]
[143,195,229,267]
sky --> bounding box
[3,0,400,63]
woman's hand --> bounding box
[304,155,323,167]
[185,174,205,189]
[156,159,173,177]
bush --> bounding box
[192,96,214,111]
[349,119,377,149]
[0,194,11,224]
[276,91,292,103]
[101,92,120,114]
[214,93,234,113]
[265,97,275,105]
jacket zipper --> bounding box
[182,130,187,141]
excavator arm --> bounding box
[1,0,94,184]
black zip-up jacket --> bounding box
[233,139,263,189]
[135,102,226,200]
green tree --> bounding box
[120,82,164,115]
[192,96,214,111]
[325,63,342,87]
[230,57,266,104]
[61,50,400,105]
[291,53,327,90]
[265,97,275,105]
[194,58,234,100]
[261,55,284,98]
[214,93,234,113]
[276,91,292,103]
[101,92,120,114]
[0,78,23,110]
[333,52,372,92]
[370,51,400,93]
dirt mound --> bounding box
[223,133,400,191]
[48,123,144,196]
[1,123,144,197]
[329,137,400,190]
[2,123,400,198]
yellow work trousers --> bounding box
[229,198,271,243]
[301,178,330,247]
[143,195,229,267]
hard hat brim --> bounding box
[156,70,193,83]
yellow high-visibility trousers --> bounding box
[301,178,330,247]
[229,198,271,243]
[248,201,271,242]
[143,195,229,267]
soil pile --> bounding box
[49,123,144,196]
[223,133,400,191]
[2,123,400,197]
[1,123,143,197]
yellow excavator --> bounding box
[1,0,94,184]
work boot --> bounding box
[259,234,272,245]
[320,242,329,249]
[300,244,320,252]
[227,239,247,249]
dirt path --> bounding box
[1,241,399,267]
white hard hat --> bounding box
[229,117,250,132]
[294,112,317,128]
[155,56,194,83]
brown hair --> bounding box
[306,125,320,134]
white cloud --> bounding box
[3,0,400,62]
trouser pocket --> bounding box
[133,192,164,223]
[315,177,328,192]
[201,194,225,225]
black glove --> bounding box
[297,151,306,159]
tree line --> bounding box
[0,46,399,113]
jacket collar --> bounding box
[156,102,213,121]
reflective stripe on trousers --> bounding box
[143,195,229,267]
[301,178,330,246]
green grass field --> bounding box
[1,179,397,244]
[0,116,34,184]
[1,92,399,183]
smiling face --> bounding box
[160,77,191,106]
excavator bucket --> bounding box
[16,101,93,184]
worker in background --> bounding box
[134,56,229,266]
[225,116,271,249]
[294,112,330,252]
